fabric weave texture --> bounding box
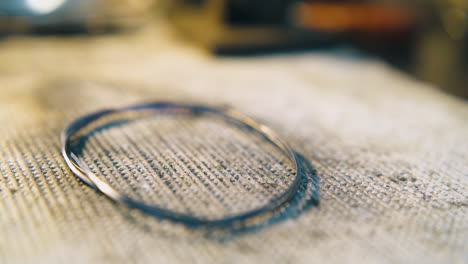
[0,26,466,263]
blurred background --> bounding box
[0,0,466,98]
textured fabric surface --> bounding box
[0,25,467,263]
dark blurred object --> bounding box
[0,0,155,34]
[169,0,333,54]
[169,0,419,68]
[170,0,468,98]
[169,0,304,51]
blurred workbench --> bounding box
[0,23,466,263]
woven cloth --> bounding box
[0,25,467,264]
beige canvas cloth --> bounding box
[0,24,466,264]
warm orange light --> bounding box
[296,3,416,33]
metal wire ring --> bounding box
[61,102,301,226]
